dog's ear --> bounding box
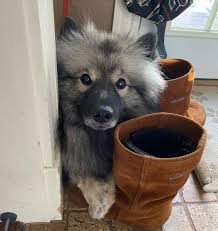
[135,33,158,60]
[59,17,82,40]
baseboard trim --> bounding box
[194,79,218,86]
[25,221,65,231]
[0,222,25,231]
[0,221,65,231]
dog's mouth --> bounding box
[84,118,118,131]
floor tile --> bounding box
[182,174,217,202]
[67,185,88,210]
[63,189,69,210]
[172,192,182,204]
[188,204,218,231]
[63,211,68,222]
[163,206,193,231]
[111,221,133,231]
[68,211,110,231]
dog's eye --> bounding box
[80,74,92,86]
[115,78,126,90]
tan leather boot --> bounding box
[108,113,207,230]
[159,59,206,125]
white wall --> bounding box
[0,0,61,222]
[139,18,157,35]
[165,36,218,79]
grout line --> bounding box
[63,191,69,231]
[184,201,218,205]
[183,204,197,231]
[68,208,88,212]
[194,79,218,87]
[64,211,69,231]
[63,191,69,211]
[172,202,182,206]
[108,219,113,231]
[179,190,197,231]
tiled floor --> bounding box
[63,172,218,231]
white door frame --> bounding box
[36,0,62,221]
[112,0,141,35]
[112,0,156,36]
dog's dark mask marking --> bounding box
[79,81,122,130]
[57,17,166,181]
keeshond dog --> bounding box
[57,17,166,219]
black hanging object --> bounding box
[124,0,193,23]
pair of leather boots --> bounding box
[108,59,207,230]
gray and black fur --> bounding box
[57,17,166,184]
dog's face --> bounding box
[57,18,166,130]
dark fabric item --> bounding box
[157,22,167,58]
[123,127,197,158]
[124,0,193,23]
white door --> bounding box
[0,0,62,222]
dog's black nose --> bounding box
[93,106,113,123]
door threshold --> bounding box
[0,221,65,231]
